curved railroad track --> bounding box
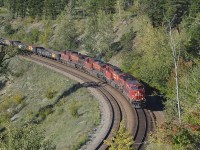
[20,54,155,150]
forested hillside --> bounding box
[0,0,200,149]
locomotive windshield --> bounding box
[132,85,144,90]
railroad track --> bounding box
[19,54,155,150]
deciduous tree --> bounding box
[105,121,134,150]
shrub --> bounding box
[0,112,10,124]
[34,106,54,123]
[0,124,56,149]
[42,107,53,116]
[45,89,57,100]
[105,120,134,149]
[72,134,88,150]
[69,101,80,118]
[4,23,15,35]
[13,93,25,104]
[79,134,88,147]
[0,98,12,112]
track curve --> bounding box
[20,54,155,150]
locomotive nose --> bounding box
[135,91,145,100]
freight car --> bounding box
[0,38,27,49]
[10,40,26,49]
[0,38,11,46]
[0,38,146,108]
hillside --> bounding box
[0,57,100,149]
[0,0,200,149]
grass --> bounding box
[0,57,101,149]
[69,100,81,118]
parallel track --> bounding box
[19,54,155,150]
[133,109,148,150]
[22,54,126,149]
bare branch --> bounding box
[167,14,181,123]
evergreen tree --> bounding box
[84,10,114,57]
[8,0,17,18]
[52,13,79,50]
[97,10,115,54]
[189,0,200,17]
[186,14,200,57]
[0,0,4,6]
[141,0,191,27]
[27,0,44,19]
[0,45,18,74]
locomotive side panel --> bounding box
[84,57,94,70]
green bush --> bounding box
[45,89,57,100]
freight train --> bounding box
[0,38,146,108]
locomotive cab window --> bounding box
[132,86,138,90]
[132,86,144,90]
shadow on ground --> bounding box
[140,81,165,111]
[0,80,7,91]
[32,81,106,124]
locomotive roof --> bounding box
[126,79,140,85]
[120,74,140,84]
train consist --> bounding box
[0,38,146,108]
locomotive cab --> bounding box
[125,81,146,108]
[130,85,145,101]
[119,74,146,108]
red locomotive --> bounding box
[0,38,146,108]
